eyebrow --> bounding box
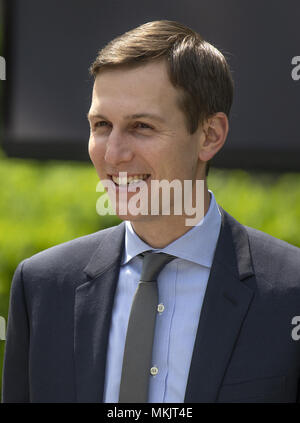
[86,112,165,124]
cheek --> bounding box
[171,151,198,179]
[89,137,103,163]
[88,138,94,161]
[88,141,105,179]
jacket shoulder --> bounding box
[18,223,124,284]
[244,225,300,287]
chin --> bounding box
[115,211,151,222]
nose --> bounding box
[104,129,134,166]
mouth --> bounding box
[109,173,151,188]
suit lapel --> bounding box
[184,207,255,402]
[74,222,125,403]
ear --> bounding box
[198,112,229,162]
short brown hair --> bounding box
[90,20,234,175]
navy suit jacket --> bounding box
[2,207,300,402]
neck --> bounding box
[130,184,211,249]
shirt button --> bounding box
[150,366,158,376]
[157,303,165,313]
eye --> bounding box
[94,121,109,128]
[135,122,152,129]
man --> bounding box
[2,20,300,403]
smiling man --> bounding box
[2,20,300,403]
[87,57,228,245]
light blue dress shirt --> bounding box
[103,190,221,403]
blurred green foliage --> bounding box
[209,169,300,246]
[0,154,300,398]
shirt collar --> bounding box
[122,190,221,268]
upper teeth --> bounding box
[112,174,149,185]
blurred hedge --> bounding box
[0,152,300,398]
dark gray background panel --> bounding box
[1,0,300,170]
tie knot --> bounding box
[139,252,176,282]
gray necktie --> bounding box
[118,251,175,403]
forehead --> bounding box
[91,59,182,117]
